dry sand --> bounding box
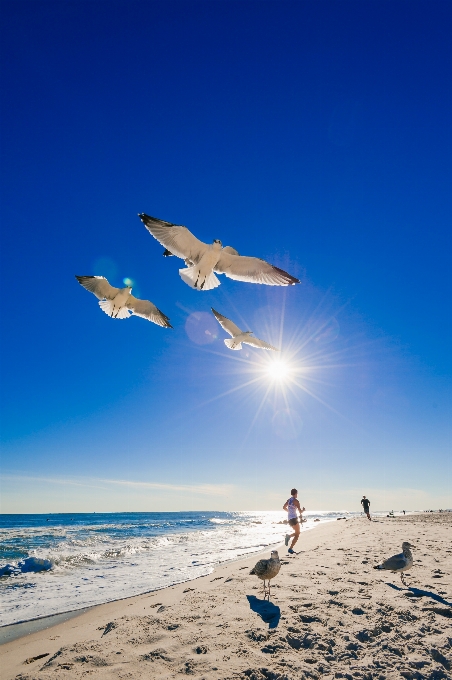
[2,513,451,680]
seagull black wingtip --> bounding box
[138,213,162,222]
[272,266,301,285]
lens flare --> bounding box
[185,312,218,345]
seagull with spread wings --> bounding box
[138,213,300,291]
[211,308,279,351]
[75,276,172,327]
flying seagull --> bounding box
[211,308,279,351]
[249,550,281,599]
[75,276,172,327]
[374,541,414,586]
[138,213,300,291]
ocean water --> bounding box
[0,510,358,627]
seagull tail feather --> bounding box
[179,266,199,289]
[202,271,221,290]
[179,266,220,291]
[98,300,130,319]
[225,339,242,350]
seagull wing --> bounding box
[211,308,243,337]
[250,559,269,577]
[139,213,208,265]
[126,295,172,328]
[380,552,407,571]
[243,336,279,351]
[75,275,119,300]
[222,246,240,256]
[215,252,299,286]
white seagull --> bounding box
[211,308,279,351]
[138,213,300,291]
[75,276,172,327]
[374,541,414,587]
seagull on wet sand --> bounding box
[374,541,414,586]
[211,308,279,351]
[138,213,300,291]
[249,550,281,599]
[75,276,172,327]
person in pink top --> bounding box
[283,488,305,554]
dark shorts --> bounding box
[288,518,299,527]
[363,506,370,513]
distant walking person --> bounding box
[361,495,371,521]
[283,489,305,554]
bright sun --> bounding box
[267,359,290,380]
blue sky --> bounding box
[1,0,450,512]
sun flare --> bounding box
[189,291,351,445]
[267,359,290,380]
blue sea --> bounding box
[0,510,360,627]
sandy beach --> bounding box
[2,513,451,680]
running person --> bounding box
[361,495,371,521]
[283,488,305,554]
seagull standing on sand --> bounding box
[211,308,279,351]
[249,550,281,599]
[374,542,414,586]
[75,276,172,327]
[138,213,300,291]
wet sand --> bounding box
[2,513,451,680]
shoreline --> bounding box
[0,538,288,644]
[0,551,267,646]
[0,520,341,676]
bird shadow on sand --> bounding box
[386,583,452,606]
[246,595,281,630]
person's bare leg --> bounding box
[290,524,300,550]
[285,529,296,546]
